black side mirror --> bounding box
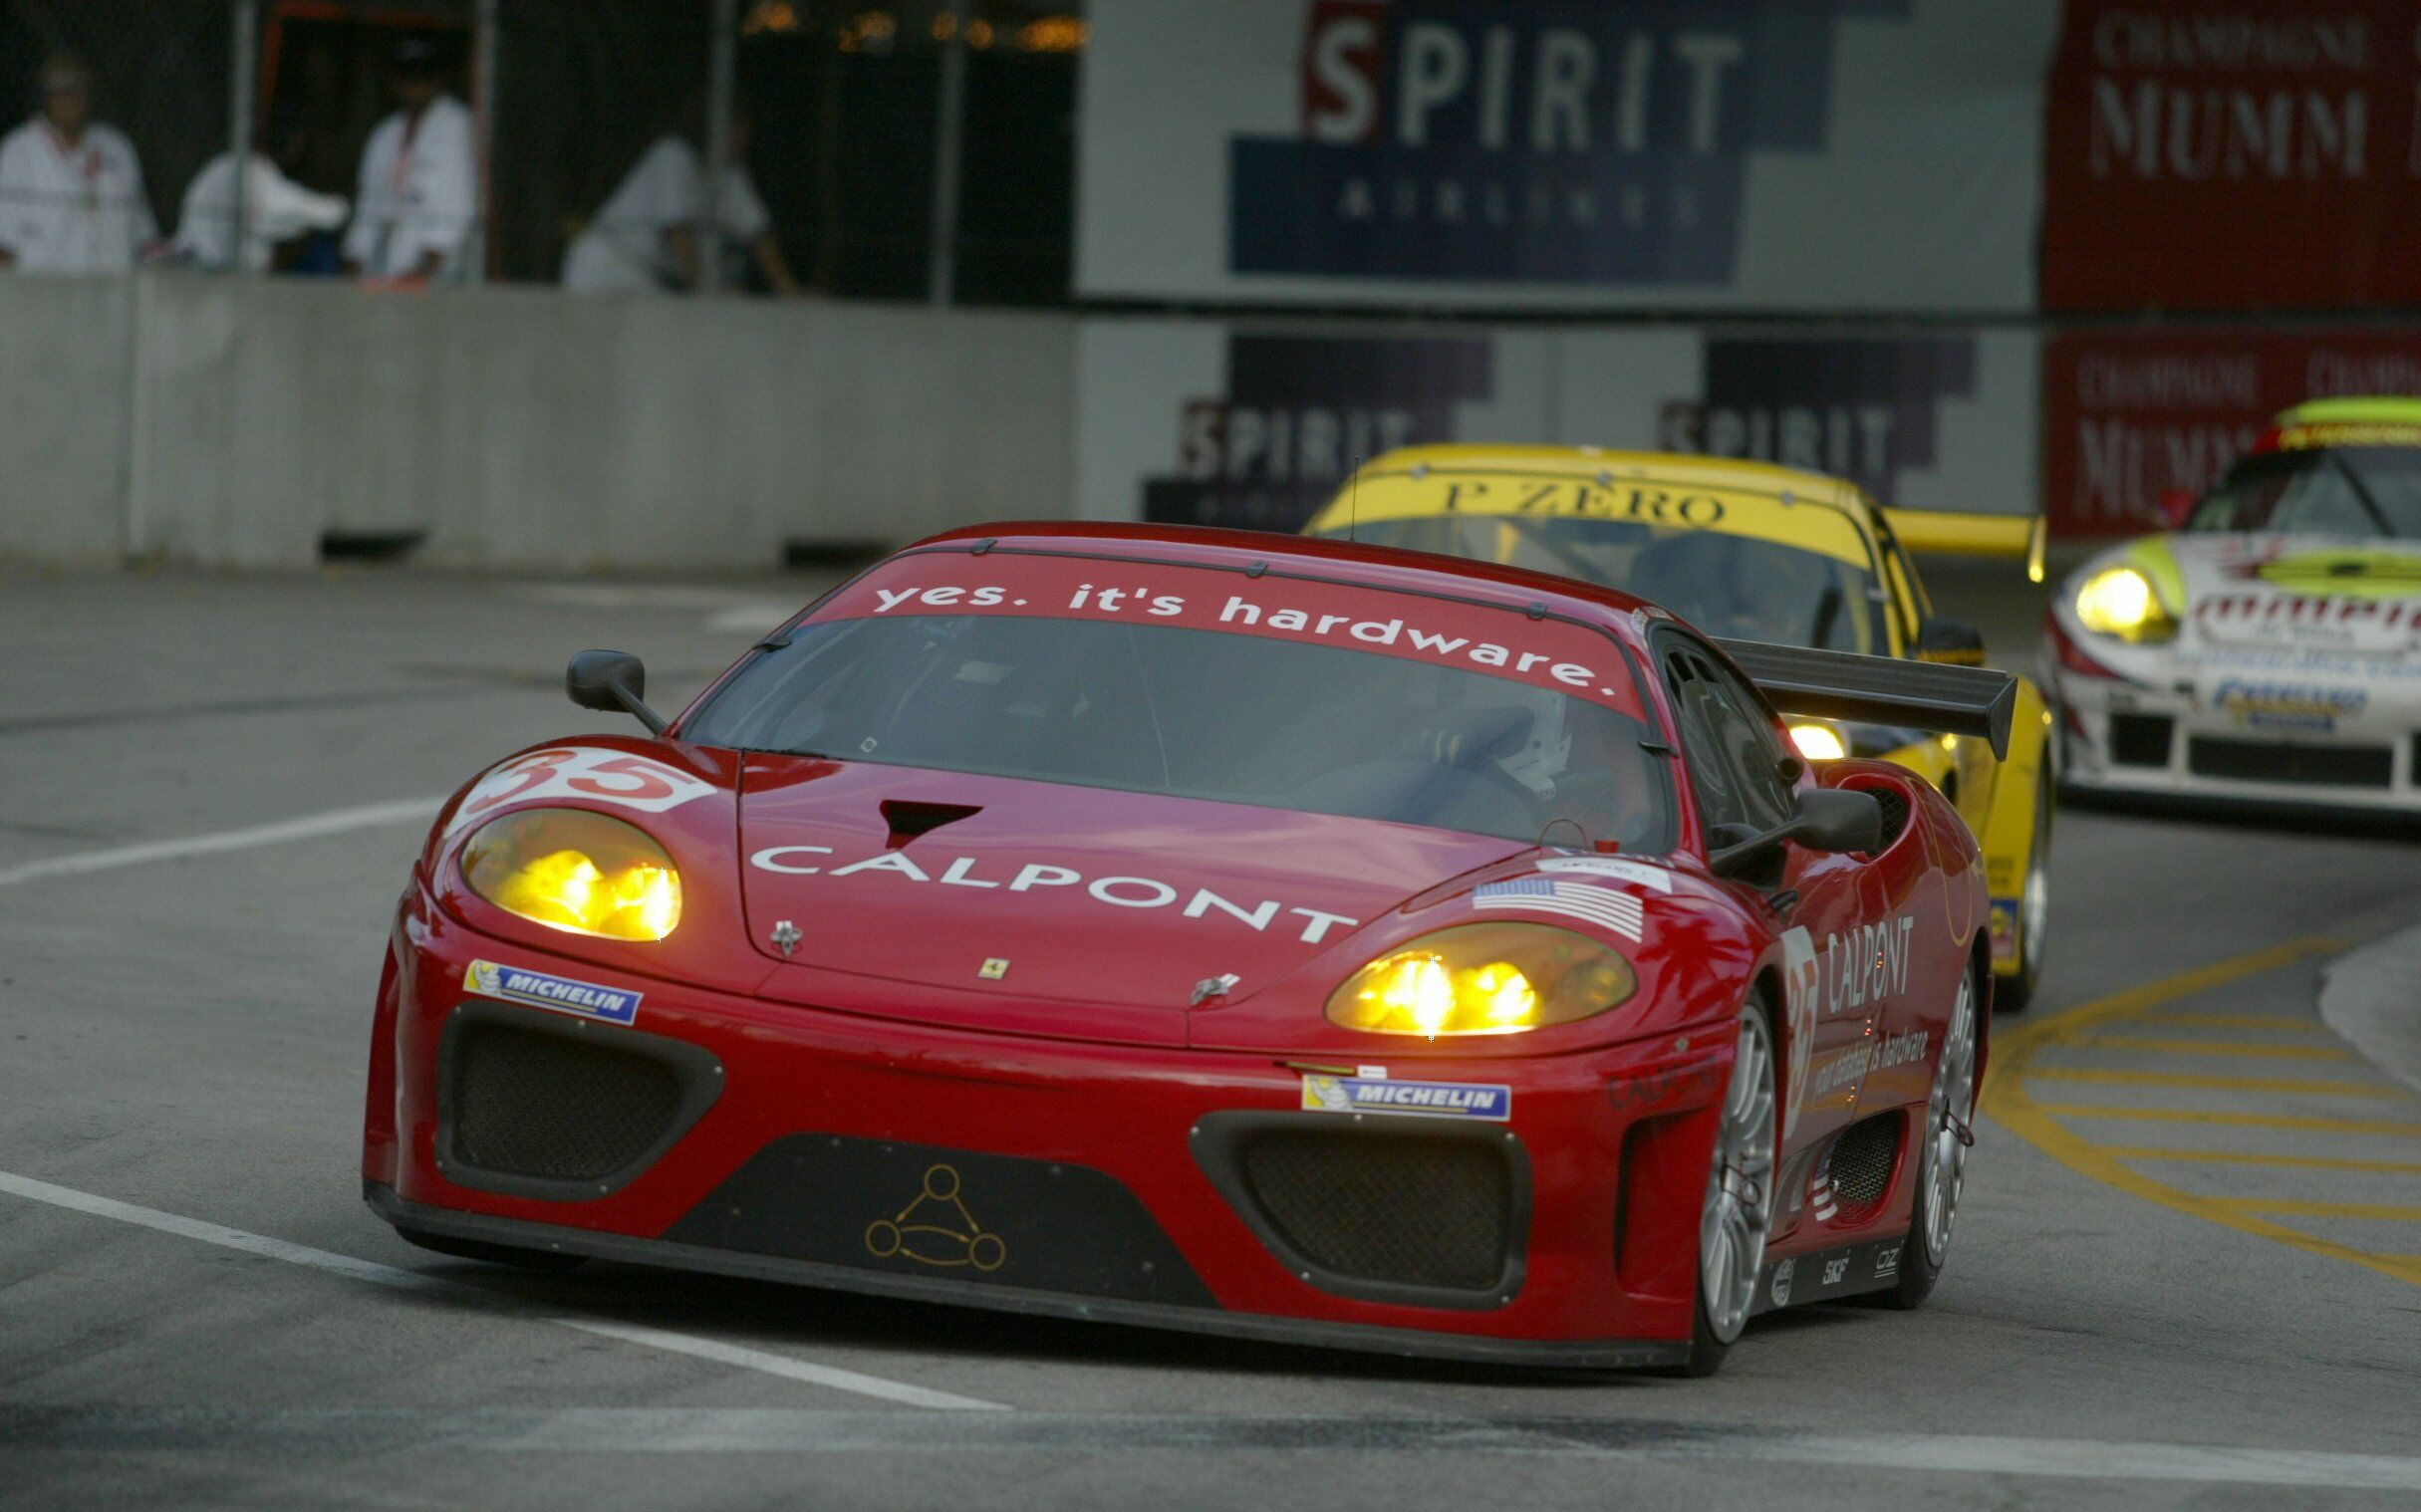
[1914,617,1987,666]
[1791,787,1883,855]
[1709,787,1884,879]
[566,649,668,735]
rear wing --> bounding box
[1882,508,2046,584]
[1716,638,2018,760]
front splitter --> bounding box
[365,1181,1690,1373]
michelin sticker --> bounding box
[464,959,642,1026]
[1302,1075,1510,1122]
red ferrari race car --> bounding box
[363,524,2011,1375]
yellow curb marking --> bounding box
[2099,1146,2421,1175]
[2136,1013,2328,1033]
[1983,935,2421,1292]
[2078,1036,2356,1061]
[2031,1105,2421,1137]
[2220,1198,2421,1222]
[2024,1067,2400,1098]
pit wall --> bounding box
[3,273,1078,571]
[12,273,2405,571]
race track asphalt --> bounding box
[3,563,2419,1511]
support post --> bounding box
[468,0,498,286]
[701,0,739,293]
[227,0,257,272]
[928,0,969,307]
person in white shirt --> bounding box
[174,150,349,273]
[560,115,801,295]
[342,37,477,284]
[0,54,157,274]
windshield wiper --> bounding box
[1808,585,1842,649]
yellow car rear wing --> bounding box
[1883,509,2047,584]
[1717,638,2018,760]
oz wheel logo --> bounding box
[865,1163,1006,1273]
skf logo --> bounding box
[1229,1,1911,285]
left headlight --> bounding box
[1325,921,1637,1038]
[2074,565,2177,643]
[460,809,681,941]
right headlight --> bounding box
[1788,721,1848,762]
[2073,566,2177,643]
[1325,921,1637,1038]
[459,808,682,941]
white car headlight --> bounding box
[2074,566,2177,643]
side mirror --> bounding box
[1708,787,1884,879]
[1914,616,1987,666]
[1791,787,1884,856]
[2158,486,2197,530]
[566,649,668,735]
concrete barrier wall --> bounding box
[3,273,1078,571]
[0,276,135,567]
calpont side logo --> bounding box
[1230,1,1913,285]
[1143,333,1493,531]
[1659,338,1980,508]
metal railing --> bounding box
[0,0,1083,303]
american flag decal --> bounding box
[1472,878,1644,941]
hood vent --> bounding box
[880,799,983,849]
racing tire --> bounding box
[394,1224,590,1272]
[1995,769,2054,1014]
[1669,992,1780,1378]
[1883,959,1981,1311]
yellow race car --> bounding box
[1303,446,2057,1011]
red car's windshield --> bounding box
[683,551,1675,851]
[2190,445,2421,539]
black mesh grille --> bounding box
[2187,737,2393,789]
[1826,1115,1901,1209]
[1239,1131,1512,1292]
[446,1021,683,1182]
[2108,713,2174,767]
[1865,785,1909,847]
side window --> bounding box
[1662,643,1795,836]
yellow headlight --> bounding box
[1326,922,1636,1038]
[460,809,681,941]
[2074,566,2176,643]
[1788,722,1848,761]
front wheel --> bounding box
[1996,768,2053,1013]
[1884,964,1979,1310]
[1676,995,1779,1377]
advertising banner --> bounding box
[1078,320,2036,534]
[1077,0,2056,312]
[2042,3,2421,310]
[2042,328,2421,536]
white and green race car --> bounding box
[2045,397,2421,813]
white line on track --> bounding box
[0,798,444,889]
[7,1408,2420,1488]
[0,1171,1006,1413]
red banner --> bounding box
[2042,3,2421,310]
[2043,328,2421,536]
